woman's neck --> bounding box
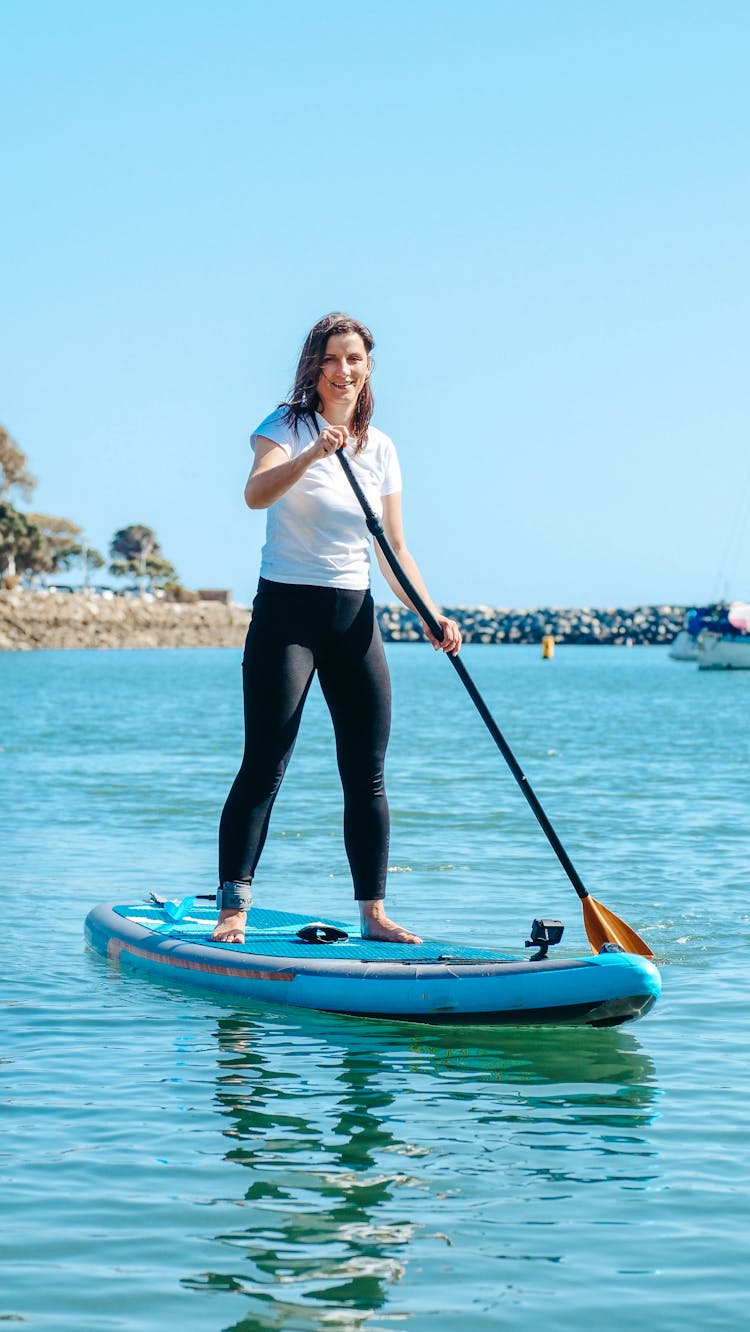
[315,400,353,429]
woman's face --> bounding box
[316,332,370,419]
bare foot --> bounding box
[359,901,422,944]
[212,909,247,944]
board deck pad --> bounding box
[117,903,519,963]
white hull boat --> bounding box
[669,629,699,661]
[696,631,750,670]
[671,602,750,670]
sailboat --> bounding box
[669,606,715,661]
[670,472,750,669]
[695,601,750,670]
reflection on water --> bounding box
[182,1009,659,1330]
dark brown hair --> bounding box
[280,313,375,449]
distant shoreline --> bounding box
[0,589,685,651]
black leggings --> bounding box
[218,578,391,900]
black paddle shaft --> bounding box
[337,448,590,904]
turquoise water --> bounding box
[2,644,749,1330]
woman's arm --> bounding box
[244,426,348,510]
[377,492,462,655]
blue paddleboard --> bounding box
[84,900,660,1027]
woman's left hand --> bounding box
[423,615,462,656]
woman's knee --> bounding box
[232,756,288,805]
[338,758,387,802]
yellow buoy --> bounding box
[541,634,555,660]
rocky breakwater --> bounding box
[377,604,686,645]
[0,591,686,651]
[0,590,250,651]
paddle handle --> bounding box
[337,448,590,904]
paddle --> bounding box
[337,449,654,959]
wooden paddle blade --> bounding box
[582,895,655,958]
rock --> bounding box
[374,603,686,647]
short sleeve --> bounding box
[380,435,402,496]
[251,409,297,457]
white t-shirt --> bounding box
[250,408,402,590]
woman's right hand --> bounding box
[313,425,349,459]
[245,426,349,510]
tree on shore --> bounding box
[78,544,106,587]
[143,551,179,590]
[27,513,82,575]
[109,524,179,592]
[0,427,38,582]
[0,426,36,500]
[0,503,44,581]
[25,513,105,585]
[0,507,106,586]
[1,429,182,595]
[0,430,108,588]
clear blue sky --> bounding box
[3,0,748,607]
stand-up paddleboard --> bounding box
[85,900,660,1027]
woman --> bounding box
[214,313,461,946]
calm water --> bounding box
[2,644,749,1331]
